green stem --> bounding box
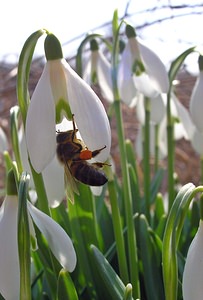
[200,156,203,185]
[29,161,51,216]
[167,90,175,209]
[143,97,151,220]
[154,123,159,174]
[108,179,129,284]
[113,100,140,299]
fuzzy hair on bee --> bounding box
[56,115,109,202]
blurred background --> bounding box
[1,0,203,194]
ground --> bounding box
[0,60,201,201]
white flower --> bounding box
[20,129,65,208]
[191,127,203,155]
[0,194,76,300]
[83,40,113,103]
[182,220,203,300]
[0,126,8,152]
[26,34,111,174]
[118,25,169,106]
[136,93,166,125]
[190,56,203,132]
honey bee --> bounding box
[56,115,109,201]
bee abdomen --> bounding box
[70,161,107,186]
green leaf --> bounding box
[17,29,46,125]
[18,172,31,300]
[89,245,129,300]
[138,215,164,300]
[168,46,197,85]
[57,269,78,300]
[162,183,196,300]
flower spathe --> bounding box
[0,193,76,299]
[182,220,203,300]
[25,34,111,173]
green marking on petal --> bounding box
[132,59,145,76]
[55,99,72,123]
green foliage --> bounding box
[1,8,203,300]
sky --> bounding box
[1,0,203,74]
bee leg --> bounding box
[91,145,107,158]
[72,114,77,131]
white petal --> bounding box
[133,73,159,99]
[118,43,138,107]
[0,127,8,152]
[42,155,65,208]
[190,72,203,132]
[182,220,203,300]
[0,195,20,300]
[173,93,195,140]
[97,51,114,103]
[138,38,169,93]
[63,60,111,162]
[90,186,103,196]
[25,63,56,173]
[191,127,203,155]
[27,201,76,272]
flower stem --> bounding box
[167,91,175,209]
[108,179,129,284]
[143,97,151,220]
[113,99,140,299]
[154,123,159,174]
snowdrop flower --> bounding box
[0,126,8,152]
[182,220,203,300]
[136,93,166,125]
[118,24,169,106]
[20,131,65,207]
[0,171,76,300]
[83,39,113,102]
[25,33,111,174]
[190,55,203,132]
[191,126,203,156]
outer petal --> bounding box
[42,155,65,208]
[182,220,203,300]
[191,127,203,155]
[0,195,20,300]
[138,38,169,93]
[62,60,111,162]
[173,93,195,140]
[97,51,114,103]
[25,63,56,173]
[190,72,203,132]
[27,201,76,272]
[0,127,8,152]
[118,43,138,107]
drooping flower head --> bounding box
[118,24,169,106]
[25,33,111,173]
[83,38,113,102]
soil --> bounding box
[0,59,200,202]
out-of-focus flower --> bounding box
[190,127,203,156]
[135,92,194,160]
[25,34,111,174]
[83,39,113,102]
[118,24,169,107]
[190,55,203,132]
[182,220,203,300]
[0,172,76,300]
[0,126,8,152]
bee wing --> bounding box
[64,164,79,204]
